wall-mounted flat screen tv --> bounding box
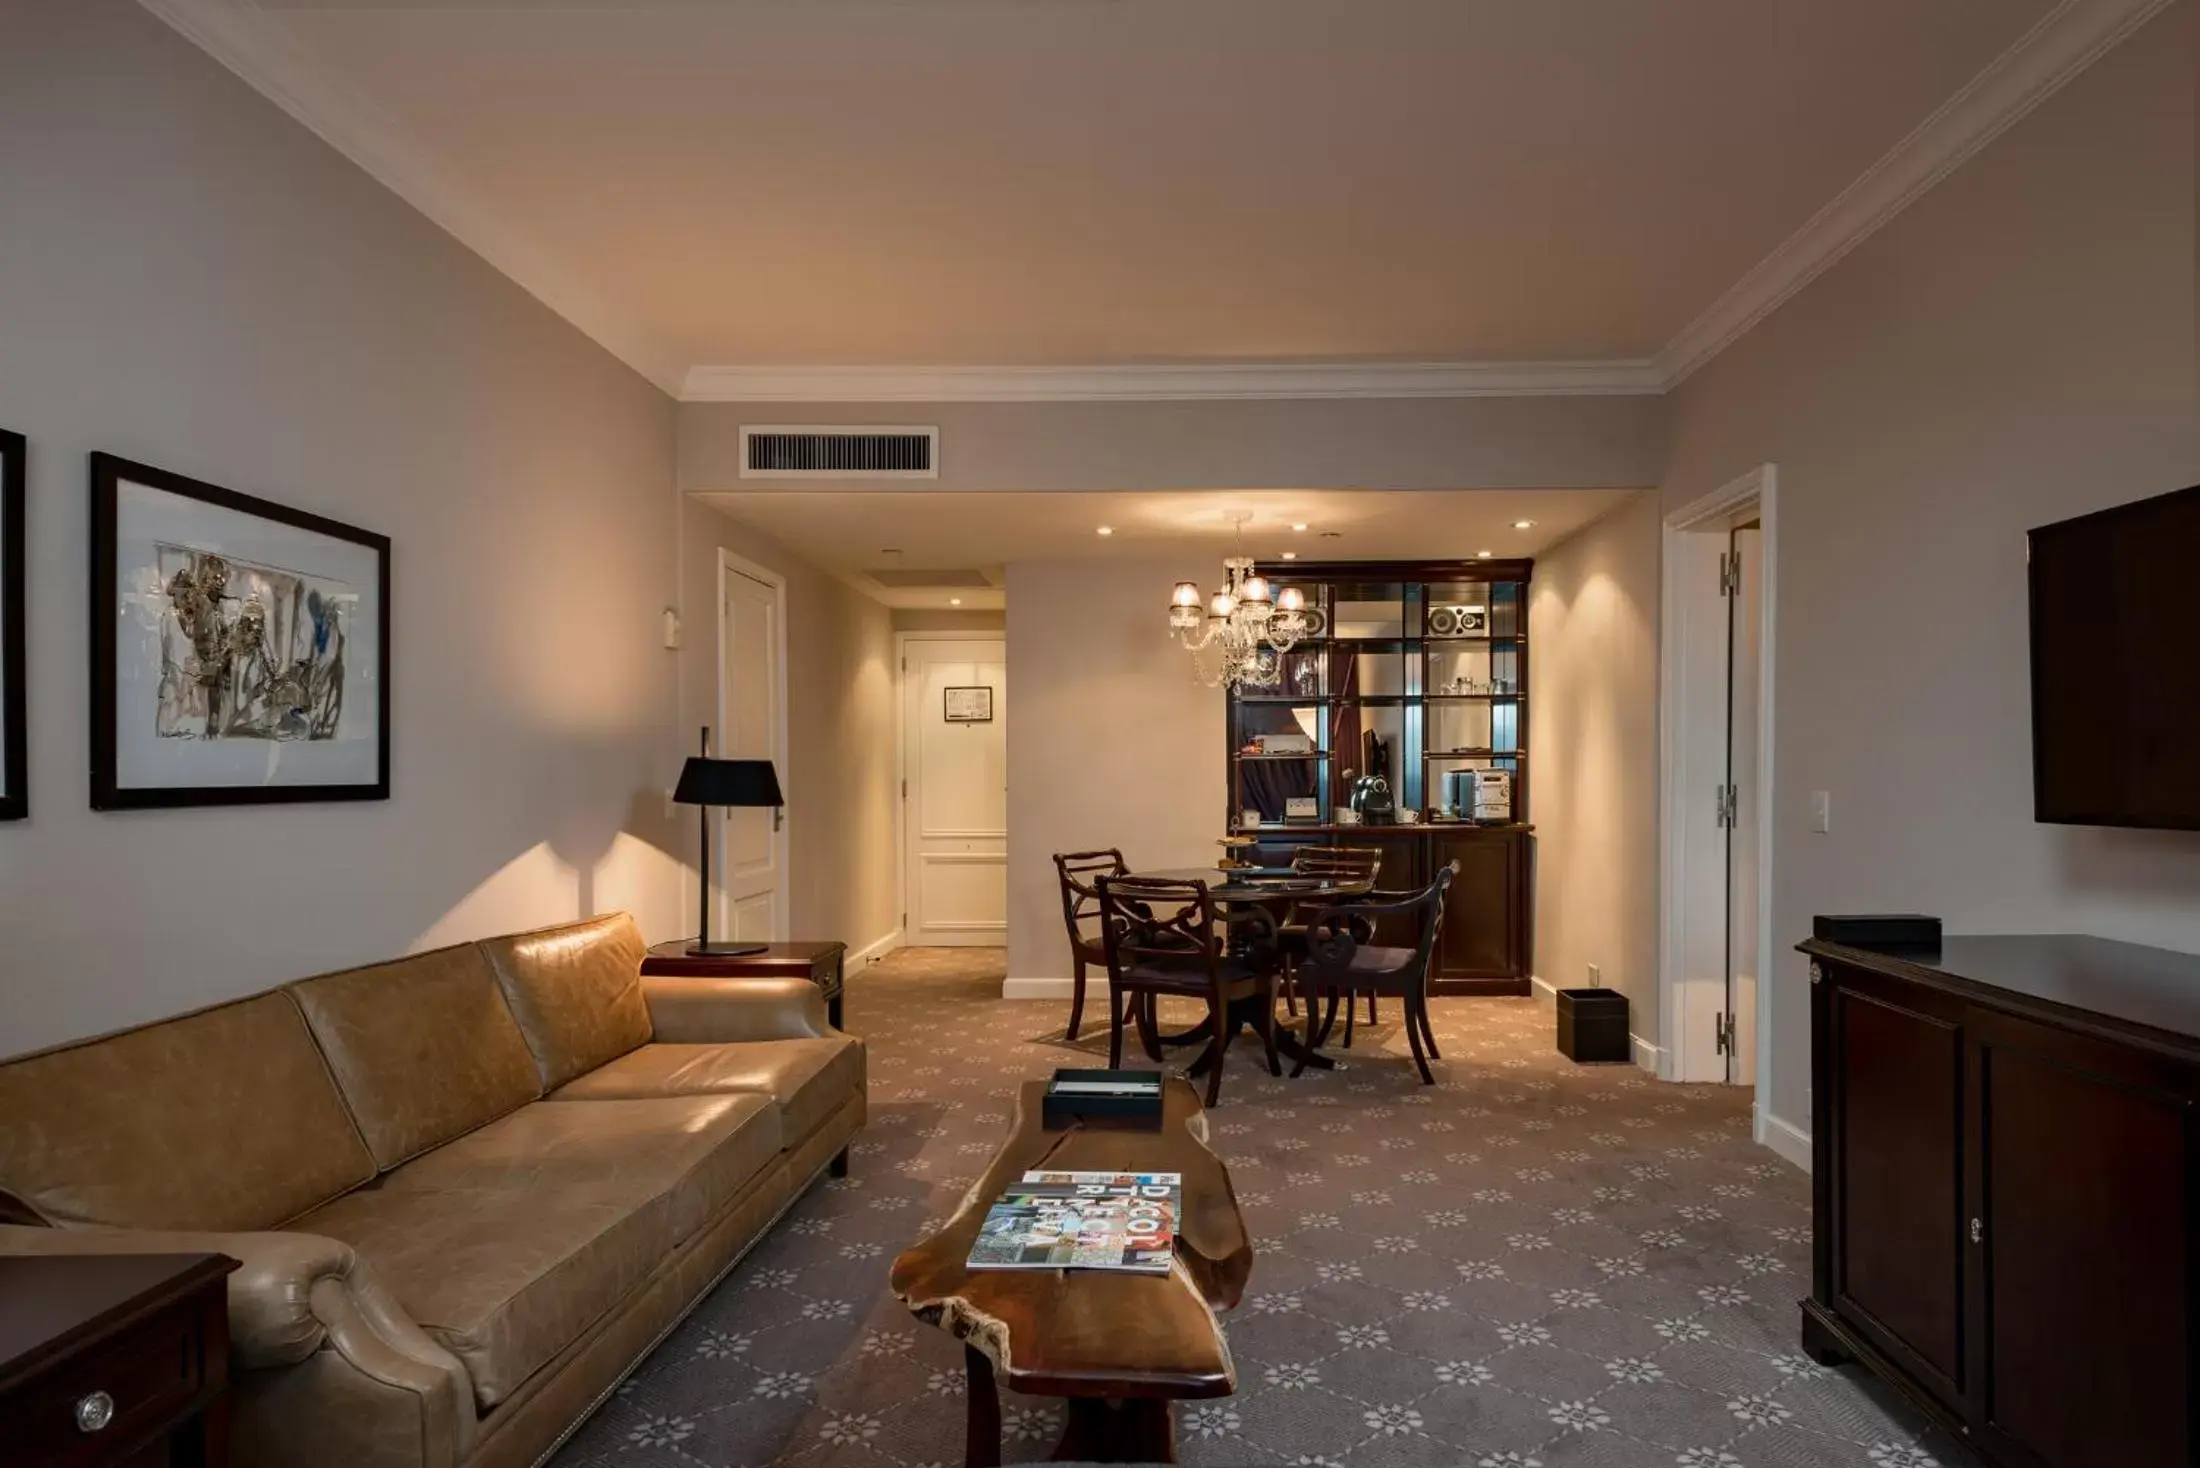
[2029,483,2200,830]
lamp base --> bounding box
[687,939,771,958]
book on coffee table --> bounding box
[965,1170,1181,1273]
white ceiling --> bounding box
[699,487,1638,607]
[155,0,2163,395]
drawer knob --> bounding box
[74,1390,115,1433]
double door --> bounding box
[1810,959,2195,1467]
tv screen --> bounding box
[2030,484,2200,830]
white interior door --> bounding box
[902,638,1007,946]
[1726,523,1763,1087]
[719,560,786,943]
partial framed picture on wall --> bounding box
[1,429,25,821]
[90,453,390,809]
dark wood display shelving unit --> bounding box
[1224,558,1534,995]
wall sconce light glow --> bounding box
[1513,519,1536,530]
[1096,525,1114,536]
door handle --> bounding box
[774,806,784,832]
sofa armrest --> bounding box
[0,1224,474,1457]
[642,975,831,1043]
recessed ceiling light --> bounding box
[1096,525,1114,536]
[1513,519,1536,530]
[1477,549,1494,558]
[949,597,962,606]
[1281,551,1298,561]
[1291,522,1309,532]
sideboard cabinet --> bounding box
[1802,935,2200,1468]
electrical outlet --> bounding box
[1587,963,1601,986]
[1810,790,1831,833]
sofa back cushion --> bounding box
[478,913,653,1090]
[0,992,376,1230]
[290,944,544,1170]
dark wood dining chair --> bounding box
[1291,862,1456,1084]
[1052,848,1129,1041]
[1279,844,1384,1032]
[1097,874,1280,1107]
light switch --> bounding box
[1810,790,1831,834]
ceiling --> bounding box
[698,487,1639,607]
[141,0,2161,395]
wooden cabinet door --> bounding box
[1968,1009,2194,1468]
[1820,968,1969,1410]
[1430,829,1528,989]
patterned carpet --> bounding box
[552,947,1955,1468]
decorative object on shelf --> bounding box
[943,684,993,722]
[1167,513,1311,689]
[1283,796,1318,823]
[672,729,785,957]
[1253,731,1311,754]
[90,453,389,810]
[1,429,23,821]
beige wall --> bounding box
[1005,558,1225,982]
[678,500,898,955]
[1662,3,2200,1130]
[0,1,686,1054]
[681,396,1667,493]
[1526,493,1663,1046]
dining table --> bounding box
[1127,866,1376,1075]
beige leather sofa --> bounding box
[0,913,864,1468]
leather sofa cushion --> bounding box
[300,1095,780,1408]
[478,914,654,1091]
[0,993,375,1231]
[290,945,543,1170]
[550,1037,864,1145]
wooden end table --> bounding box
[889,1078,1253,1466]
[641,939,846,1030]
[0,1252,239,1467]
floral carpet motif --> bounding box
[553,947,1952,1468]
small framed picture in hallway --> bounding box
[1,428,25,821]
[943,684,994,723]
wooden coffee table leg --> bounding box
[1051,1397,1177,1464]
[963,1345,1003,1468]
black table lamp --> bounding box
[673,730,784,957]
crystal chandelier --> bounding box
[1168,518,1310,690]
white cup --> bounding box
[1334,808,1361,825]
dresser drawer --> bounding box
[2,1298,208,1467]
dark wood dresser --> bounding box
[1801,934,2200,1468]
[0,1252,238,1467]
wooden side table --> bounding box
[641,939,848,1030]
[0,1252,239,1467]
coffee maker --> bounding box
[1346,731,1397,825]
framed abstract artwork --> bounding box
[943,684,993,723]
[89,453,390,809]
[1,430,24,821]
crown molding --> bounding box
[138,0,689,396]
[1653,0,2175,388]
[680,360,1667,403]
[144,0,2167,404]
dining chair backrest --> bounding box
[1302,860,1458,977]
[1291,844,1384,883]
[1095,874,1223,977]
[1053,848,1128,955]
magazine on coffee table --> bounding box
[965,1170,1181,1273]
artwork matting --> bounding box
[90,453,391,809]
[1,430,25,821]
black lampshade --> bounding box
[673,757,783,808]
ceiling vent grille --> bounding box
[740,425,937,479]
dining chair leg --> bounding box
[1066,958,1088,1041]
[1134,993,1164,1061]
[1316,992,1342,1048]
[1415,996,1442,1060]
[1366,992,1380,1024]
[1403,995,1435,1084]
[1342,992,1357,1048]
[1202,996,1228,1107]
[1254,989,1282,1077]
[1107,983,1127,1069]
[1292,991,1321,1078]
[1282,962,1298,1018]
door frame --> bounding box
[1658,465,1777,1122]
[716,547,791,943]
[894,630,1007,946]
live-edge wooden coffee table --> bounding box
[888,1078,1253,1466]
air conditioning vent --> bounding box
[740,425,937,479]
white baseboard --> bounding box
[848,929,902,968]
[1755,1106,1813,1173]
[1533,975,1662,1075]
[1002,976,1076,1001]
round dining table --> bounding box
[1128,867,1376,1074]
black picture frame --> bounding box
[1,430,25,821]
[943,685,994,723]
[89,453,391,810]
